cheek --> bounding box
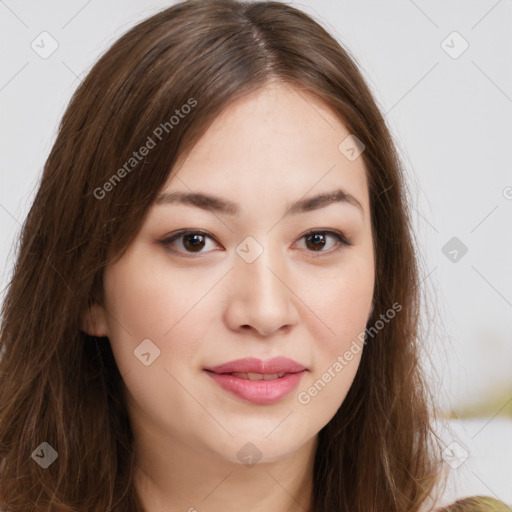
[104,267,171,339]
[100,258,213,431]
[301,254,374,349]
[294,261,372,420]
[102,250,223,383]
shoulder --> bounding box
[433,495,512,511]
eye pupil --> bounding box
[306,233,326,251]
[183,234,205,252]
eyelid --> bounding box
[157,228,351,257]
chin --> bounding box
[212,428,313,467]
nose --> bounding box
[223,244,300,337]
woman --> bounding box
[0,1,506,510]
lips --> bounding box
[204,356,306,375]
[203,357,307,404]
[230,372,287,380]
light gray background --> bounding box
[1,0,511,504]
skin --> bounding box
[82,81,375,512]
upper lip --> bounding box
[204,357,306,374]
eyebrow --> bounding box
[155,188,364,216]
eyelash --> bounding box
[156,229,352,258]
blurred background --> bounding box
[0,0,511,506]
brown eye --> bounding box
[157,230,219,255]
[297,230,350,255]
[158,228,350,258]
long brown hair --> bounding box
[0,0,452,510]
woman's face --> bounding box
[89,82,374,465]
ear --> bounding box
[80,300,109,337]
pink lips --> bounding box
[204,357,307,405]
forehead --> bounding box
[164,82,369,212]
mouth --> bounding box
[203,357,307,404]
[203,356,306,375]
[216,371,288,380]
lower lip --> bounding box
[205,370,306,404]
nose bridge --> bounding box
[236,235,286,301]
[228,234,298,334]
